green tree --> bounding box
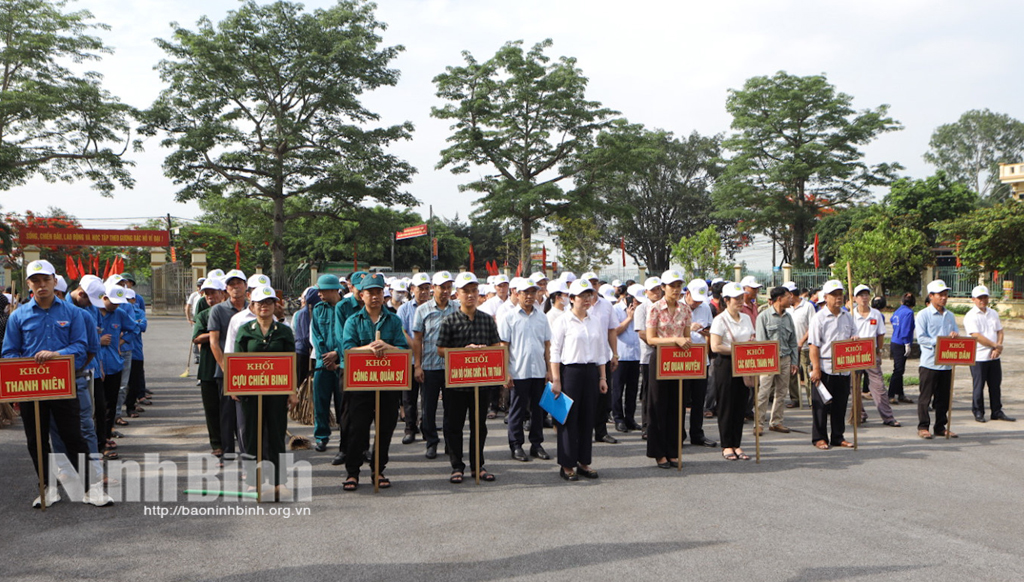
[934,202,1024,273]
[582,123,732,273]
[0,0,137,194]
[813,205,871,268]
[431,39,616,271]
[671,226,732,279]
[551,215,609,274]
[143,0,417,286]
[715,71,902,265]
[836,211,931,294]
[883,171,977,245]
[924,109,1024,201]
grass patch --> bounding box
[882,373,919,386]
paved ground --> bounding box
[1,316,1022,582]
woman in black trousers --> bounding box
[709,283,756,461]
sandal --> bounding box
[115,418,129,426]
[478,470,496,482]
[722,451,739,461]
[377,475,391,489]
[137,398,152,406]
[211,449,223,458]
[343,477,358,491]
[103,451,119,460]
[128,412,140,418]
[814,440,830,450]
[883,419,901,427]
[735,450,751,461]
[449,471,464,484]
[486,411,497,419]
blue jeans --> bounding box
[313,368,343,446]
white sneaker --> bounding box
[82,485,114,507]
[32,486,62,508]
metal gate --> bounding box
[151,261,193,315]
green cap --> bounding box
[317,274,342,290]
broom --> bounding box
[179,341,192,378]
[287,431,312,450]
[0,403,15,427]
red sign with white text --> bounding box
[732,341,781,377]
[343,350,412,391]
[444,346,508,387]
[935,336,977,366]
[0,356,77,402]
[21,227,170,247]
[396,224,428,241]
[223,352,296,395]
[656,345,708,380]
[831,338,878,372]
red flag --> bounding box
[93,254,99,274]
[994,270,1000,282]
[813,233,820,268]
[77,257,86,278]
[102,259,111,280]
[66,256,77,280]
[353,242,358,271]
[515,262,522,277]
[542,245,547,273]
[621,236,626,267]
[955,239,962,268]
[235,241,241,270]
[113,256,122,274]
[469,244,475,273]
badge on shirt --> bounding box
[870,319,877,325]
[56,320,70,327]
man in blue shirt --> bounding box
[412,271,458,459]
[915,280,960,439]
[2,260,110,507]
[397,272,431,444]
[888,292,916,404]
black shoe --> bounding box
[597,434,618,444]
[331,451,345,466]
[425,444,437,459]
[993,413,1017,422]
[363,450,372,463]
[695,439,718,448]
[543,416,554,429]
[559,467,578,482]
[402,432,416,445]
[503,415,509,425]
[626,422,643,431]
[524,419,531,431]
[530,446,551,460]
[511,447,528,462]
[975,414,987,423]
[615,422,629,433]
[315,440,327,452]
[576,465,599,479]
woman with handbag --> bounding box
[709,282,756,461]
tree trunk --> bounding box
[272,194,286,287]
[519,218,532,274]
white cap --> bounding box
[660,270,684,285]
[722,282,745,298]
[250,285,278,301]
[581,271,599,282]
[454,271,479,289]
[54,275,68,293]
[598,284,616,300]
[612,279,622,288]
[383,287,392,298]
[972,285,990,298]
[492,274,510,286]
[486,276,496,284]
[25,260,55,278]
[529,272,549,284]
[628,284,645,301]
[711,277,724,285]
[822,280,844,295]
[201,278,226,291]
[124,288,136,300]
[247,273,271,288]
[853,284,871,296]
[105,274,123,286]
[569,279,595,296]
[548,279,569,295]
[478,284,490,296]
[643,277,662,291]
[783,281,798,292]
[560,271,576,282]
[509,277,527,291]
[104,284,129,304]
[206,269,225,281]
[686,279,708,302]
[80,277,106,308]
[740,275,761,289]
[927,280,950,294]
[392,279,408,293]
[224,269,246,283]
[411,272,431,287]
[432,271,454,286]
[515,278,539,292]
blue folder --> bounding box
[539,382,574,425]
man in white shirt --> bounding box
[584,272,619,444]
[682,279,717,447]
[633,277,662,438]
[785,283,815,408]
[965,285,1015,422]
[850,285,899,427]
[479,274,510,317]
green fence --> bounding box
[790,268,832,291]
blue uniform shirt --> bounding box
[96,306,136,375]
[2,296,88,371]
[890,305,915,345]
[71,303,101,375]
[915,304,958,371]
[498,304,551,380]
[131,302,147,360]
[342,308,409,353]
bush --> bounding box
[883,373,919,386]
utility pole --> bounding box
[429,205,434,272]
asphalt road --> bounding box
[1,316,1022,582]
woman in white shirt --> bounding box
[549,280,609,481]
[710,282,756,461]
[544,278,569,326]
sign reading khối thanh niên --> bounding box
[935,336,977,366]
[344,350,412,391]
[831,338,878,372]
[20,227,170,247]
[732,340,781,377]
[444,346,508,387]
[0,356,76,402]
[656,345,708,380]
[223,353,296,395]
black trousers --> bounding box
[97,371,121,447]
[593,366,612,439]
[714,357,748,449]
[918,367,951,433]
[217,378,242,455]
[508,378,545,449]
[638,363,650,427]
[611,359,640,426]
[684,377,710,443]
[443,387,490,473]
[402,377,421,434]
[647,368,682,460]
[126,359,145,413]
[199,379,222,450]
[342,391,400,478]
[887,343,908,398]
[296,353,312,388]
[705,356,718,413]
[20,397,91,487]
[240,395,289,487]
[971,359,1003,418]
[421,370,445,447]
[811,372,850,445]
[557,364,598,468]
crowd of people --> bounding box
[1,258,1015,507]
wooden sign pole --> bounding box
[256,395,263,503]
[374,390,382,492]
[677,380,684,472]
[753,376,761,463]
[474,386,481,485]
[36,402,46,511]
[947,367,956,439]
[851,371,859,450]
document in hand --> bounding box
[540,381,574,425]
[816,382,833,405]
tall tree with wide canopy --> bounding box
[0,0,137,194]
[924,109,1024,201]
[144,0,417,285]
[431,39,616,270]
[715,71,902,265]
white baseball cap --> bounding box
[454,271,479,289]
[104,284,129,304]
[206,268,225,280]
[251,285,278,301]
[54,275,68,293]
[124,288,136,300]
[972,285,990,298]
[740,275,761,289]
[80,277,107,308]
[598,283,616,300]
[722,282,745,298]
[686,279,709,302]
[581,271,599,282]
[612,279,622,288]
[410,272,431,287]
[547,279,569,295]
[529,271,549,284]
[783,281,798,292]
[560,271,576,282]
[569,279,595,296]
[660,270,684,285]
[514,278,539,292]
[509,277,527,291]
[628,283,645,301]
[711,277,724,285]
[822,280,844,295]
[432,271,454,286]
[478,284,490,296]
[391,279,409,293]
[492,274,510,286]
[201,278,226,291]
[26,259,57,279]
[853,284,871,296]
[927,280,950,294]
[643,277,662,291]
[247,273,271,288]
[105,274,123,286]
[224,269,246,284]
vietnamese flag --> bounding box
[621,236,626,267]
[66,256,77,280]
[235,241,241,270]
[469,244,475,273]
[103,259,111,280]
[77,257,86,277]
[515,262,522,277]
[542,245,547,273]
[813,233,820,268]
[93,254,99,274]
